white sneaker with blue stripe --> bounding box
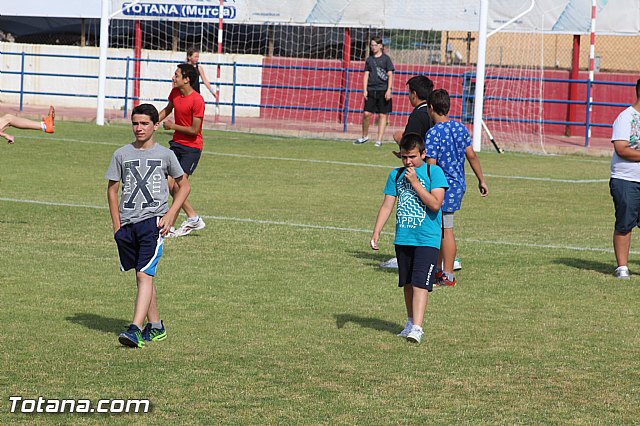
[615,266,630,279]
[173,216,206,237]
[380,257,398,269]
[406,325,424,344]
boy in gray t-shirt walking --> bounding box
[106,104,190,348]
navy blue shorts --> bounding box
[114,216,164,276]
[395,245,439,292]
[364,90,392,114]
[169,141,202,176]
[610,178,640,233]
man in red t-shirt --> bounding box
[159,64,206,237]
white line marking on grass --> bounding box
[507,151,612,165]
[201,150,393,169]
[459,238,621,254]
[201,151,607,182]
[19,136,606,183]
[20,135,122,146]
[0,198,105,209]
[203,214,374,233]
[479,174,608,183]
[0,197,630,254]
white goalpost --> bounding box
[472,0,490,152]
[472,0,537,152]
[97,0,145,126]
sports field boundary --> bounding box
[0,196,629,255]
[0,103,616,157]
[13,134,609,184]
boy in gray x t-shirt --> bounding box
[106,103,190,349]
[106,143,184,226]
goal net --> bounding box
[106,1,549,148]
[481,30,547,151]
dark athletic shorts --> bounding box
[114,216,164,277]
[364,90,392,114]
[169,141,202,176]
[395,245,439,292]
[610,178,640,233]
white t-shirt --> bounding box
[610,106,640,182]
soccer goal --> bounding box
[473,0,547,152]
[96,0,563,151]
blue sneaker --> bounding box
[141,321,167,342]
[118,324,145,348]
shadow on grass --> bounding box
[335,314,399,336]
[65,313,129,335]
[349,249,391,263]
[553,257,613,275]
[348,250,398,273]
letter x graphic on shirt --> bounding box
[123,159,162,209]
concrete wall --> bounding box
[0,42,263,118]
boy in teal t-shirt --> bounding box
[370,133,449,344]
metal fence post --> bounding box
[584,78,592,147]
[343,67,349,133]
[123,56,130,118]
[232,61,237,125]
[19,51,25,112]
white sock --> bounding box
[407,317,413,324]
[40,122,46,132]
[188,216,200,222]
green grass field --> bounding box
[1,121,638,424]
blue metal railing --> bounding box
[1,50,634,146]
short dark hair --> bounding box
[177,63,198,89]
[369,35,383,56]
[636,78,640,98]
[429,89,450,116]
[399,132,425,153]
[406,75,434,101]
[370,35,383,46]
[131,103,159,124]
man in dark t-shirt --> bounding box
[354,36,395,147]
[393,75,434,148]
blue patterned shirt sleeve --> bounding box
[425,127,439,161]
